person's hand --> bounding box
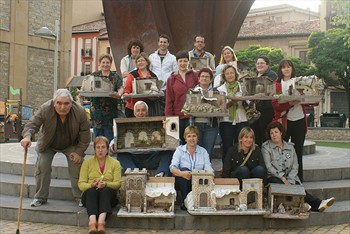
[181,171,192,180]
[69,152,82,164]
[226,100,235,109]
[20,137,32,149]
[91,179,99,188]
[281,177,290,185]
[96,180,107,189]
[122,71,129,78]
[110,92,121,99]
[109,144,117,154]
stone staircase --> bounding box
[0,142,349,230]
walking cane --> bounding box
[16,147,28,234]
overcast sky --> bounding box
[251,0,321,12]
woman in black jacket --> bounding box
[222,127,266,187]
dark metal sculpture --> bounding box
[102,0,254,72]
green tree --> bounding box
[308,28,350,121]
[235,45,314,76]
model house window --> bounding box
[84,62,91,75]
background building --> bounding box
[0,0,72,107]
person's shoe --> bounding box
[97,223,105,234]
[155,172,164,177]
[318,197,335,212]
[88,223,97,234]
[30,199,46,207]
[304,203,311,212]
[180,204,187,211]
[76,198,83,207]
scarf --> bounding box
[225,81,239,121]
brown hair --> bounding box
[99,53,113,64]
[266,122,285,140]
[183,126,199,139]
[93,136,109,154]
[238,127,256,152]
[135,52,151,70]
[221,64,239,82]
[277,59,296,82]
[198,67,214,80]
[127,39,144,56]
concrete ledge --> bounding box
[307,127,350,141]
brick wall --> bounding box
[27,47,59,107]
[306,127,350,141]
[0,0,10,30]
[28,0,61,35]
[0,42,10,101]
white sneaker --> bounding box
[30,199,46,207]
[318,197,335,212]
[155,172,164,177]
[304,203,311,212]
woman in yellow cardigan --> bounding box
[78,136,121,234]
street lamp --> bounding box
[34,19,59,91]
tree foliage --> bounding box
[235,45,314,76]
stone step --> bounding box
[1,194,349,229]
[304,179,350,201]
[0,173,75,201]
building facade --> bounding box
[0,0,72,108]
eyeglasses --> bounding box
[200,75,211,79]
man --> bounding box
[149,34,178,115]
[21,89,91,207]
[110,101,172,177]
[188,35,216,70]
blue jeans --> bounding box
[195,123,218,160]
[231,165,266,189]
[117,151,173,176]
[93,125,114,142]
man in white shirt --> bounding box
[188,35,215,71]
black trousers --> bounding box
[284,118,306,182]
[251,108,274,147]
[174,168,192,203]
[267,177,321,212]
[82,187,117,217]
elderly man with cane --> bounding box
[20,89,91,207]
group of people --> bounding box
[20,34,335,234]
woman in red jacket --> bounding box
[165,51,198,144]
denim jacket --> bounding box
[261,140,301,185]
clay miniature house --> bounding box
[189,57,209,71]
[132,77,163,95]
[240,76,275,97]
[265,183,309,219]
[187,170,264,215]
[118,168,176,217]
[182,90,228,117]
[113,116,179,153]
[80,75,114,97]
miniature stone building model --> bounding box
[113,116,179,153]
[120,168,176,217]
[212,178,241,210]
[239,178,263,210]
[131,77,164,96]
[191,170,216,210]
[80,75,114,97]
[240,76,275,97]
[265,183,309,219]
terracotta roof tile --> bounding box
[238,20,320,39]
[72,19,106,33]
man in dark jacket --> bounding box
[21,89,91,207]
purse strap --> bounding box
[240,148,253,167]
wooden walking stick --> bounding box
[16,147,28,234]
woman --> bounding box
[262,122,335,212]
[120,39,144,79]
[78,136,122,234]
[222,127,266,187]
[90,54,124,142]
[251,55,277,147]
[169,126,213,208]
[214,46,238,87]
[165,50,198,144]
[217,64,249,163]
[272,59,309,182]
[192,67,218,160]
[124,52,160,117]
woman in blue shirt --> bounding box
[169,126,213,209]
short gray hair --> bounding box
[134,101,148,112]
[53,89,73,102]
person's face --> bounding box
[223,49,234,63]
[224,67,237,84]
[158,37,169,51]
[95,141,108,159]
[256,58,269,75]
[134,104,148,118]
[185,132,198,147]
[131,45,141,57]
[282,64,293,79]
[100,58,111,73]
[54,96,72,117]
[136,56,148,70]
[240,132,254,149]
[269,127,283,144]
[199,72,212,88]
[194,36,205,51]
[177,58,189,72]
